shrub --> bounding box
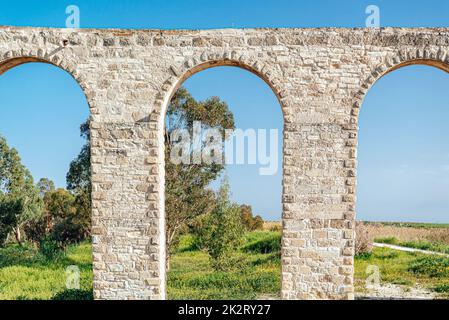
[176,234,197,253]
[207,181,244,271]
[408,256,449,278]
[243,232,281,254]
[189,214,214,251]
[375,249,399,260]
[354,251,373,260]
[39,236,63,260]
[433,284,449,294]
[355,222,373,256]
[51,216,88,245]
[251,215,264,231]
[52,289,93,300]
[374,237,398,245]
[240,205,264,231]
[399,240,449,255]
[0,200,19,246]
[23,215,48,244]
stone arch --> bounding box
[155,51,290,120]
[155,52,288,300]
[347,48,449,193]
[0,51,94,112]
[0,50,96,295]
[351,48,449,124]
[348,48,449,295]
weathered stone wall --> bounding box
[1,26,448,300]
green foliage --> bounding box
[52,289,93,300]
[242,231,281,254]
[44,189,76,220]
[433,284,449,294]
[375,249,399,260]
[23,214,48,244]
[23,186,89,248]
[408,256,449,278]
[252,216,264,231]
[66,121,91,193]
[51,216,88,245]
[0,242,93,300]
[165,87,235,260]
[400,240,449,254]
[206,180,245,271]
[175,234,198,253]
[355,251,373,260]
[240,205,264,231]
[375,237,399,245]
[354,247,448,294]
[39,236,63,260]
[187,209,215,251]
[37,178,55,198]
[0,199,21,246]
[66,120,91,239]
[0,136,43,245]
[42,188,88,246]
[168,232,281,300]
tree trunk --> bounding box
[166,248,171,272]
[14,228,22,246]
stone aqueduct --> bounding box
[1,26,448,300]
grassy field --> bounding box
[167,231,281,300]
[2,225,449,300]
[0,242,93,300]
[355,247,449,298]
[167,231,449,300]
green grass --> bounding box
[0,242,93,300]
[408,256,449,278]
[375,237,449,255]
[167,231,281,300]
[434,284,449,294]
[2,230,449,300]
[354,247,449,297]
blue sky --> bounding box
[0,64,89,190]
[1,1,449,222]
[183,68,283,220]
[359,66,449,223]
[2,0,449,29]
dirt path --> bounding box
[356,283,437,300]
[373,242,449,257]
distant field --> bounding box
[267,220,449,230]
[262,221,282,231]
[361,221,449,246]
[364,221,449,229]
